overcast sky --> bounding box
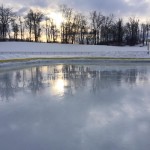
[1,0,150,20]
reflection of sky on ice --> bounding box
[0,64,150,150]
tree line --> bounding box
[0,4,149,46]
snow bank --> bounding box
[0,41,149,60]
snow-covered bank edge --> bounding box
[1,56,150,62]
[1,57,150,71]
[0,42,150,69]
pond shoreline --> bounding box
[1,57,150,63]
[0,57,150,71]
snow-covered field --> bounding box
[0,42,149,60]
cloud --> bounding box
[16,7,28,16]
[57,0,150,18]
[1,0,150,20]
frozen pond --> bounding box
[0,62,150,150]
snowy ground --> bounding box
[0,42,150,60]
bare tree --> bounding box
[141,23,147,46]
[116,19,124,45]
[140,23,150,46]
[45,17,59,43]
[60,5,73,43]
[25,10,33,41]
[32,10,43,42]
[101,14,114,44]
[71,13,87,44]
[90,11,104,44]
[19,16,25,40]
[145,22,150,45]
[45,17,50,42]
[109,18,124,45]
[0,5,15,40]
[125,17,139,45]
[11,18,19,40]
[25,9,44,42]
[79,14,87,44]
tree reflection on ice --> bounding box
[0,63,150,150]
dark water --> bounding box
[0,63,150,150]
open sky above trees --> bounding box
[1,0,150,20]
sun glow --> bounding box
[51,78,68,97]
[56,79,65,91]
[51,12,63,27]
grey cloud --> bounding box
[2,0,150,18]
[30,0,49,8]
[57,0,150,17]
[16,7,28,15]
